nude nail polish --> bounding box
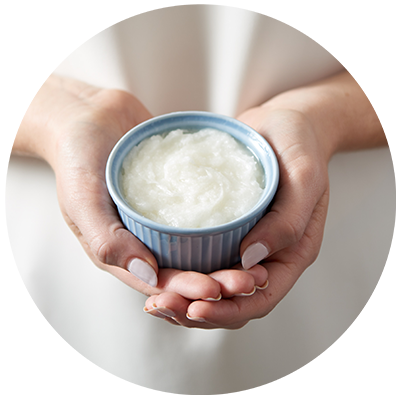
[241,242,269,270]
[203,293,222,301]
[152,305,176,318]
[143,305,175,318]
[128,258,158,287]
[256,280,269,290]
[186,313,206,323]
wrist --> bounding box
[260,88,341,163]
[260,70,385,158]
[5,75,60,163]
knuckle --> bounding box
[283,214,306,244]
[290,157,324,192]
[90,227,134,267]
[91,236,115,266]
[302,233,323,266]
[308,249,320,265]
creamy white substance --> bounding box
[121,128,264,228]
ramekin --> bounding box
[105,111,279,273]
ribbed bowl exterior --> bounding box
[106,111,279,273]
[118,208,266,273]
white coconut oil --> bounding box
[121,128,264,228]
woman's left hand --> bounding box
[144,106,331,329]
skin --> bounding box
[14,71,386,329]
[14,75,267,306]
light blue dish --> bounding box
[105,111,279,273]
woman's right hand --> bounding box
[14,75,265,304]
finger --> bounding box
[184,197,329,329]
[144,293,244,329]
[240,170,327,270]
[186,297,257,328]
[186,258,303,327]
[62,164,223,298]
[144,293,219,328]
[209,268,255,297]
[70,184,223,300]
[145,292,189,314]
[242,264,269,289]
[146,281,265,329]
[237,109,326,269]
[185,268,283,328]
[62,174,159,287]
[144,293,188,320]
[157,269,221,301]
[209,264,268,297]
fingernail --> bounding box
[203,293,222,301]
[236,286,256,297]
[143,307,167,319]
[241,242,269,270]
[128,258,158,287]
[143,305,175,318]
[256,279,269,290]
[151,304,176,318]
[186,313,206,323]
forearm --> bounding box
[261,70,386,160]
[13,75,102,167]
[5,75,61,158]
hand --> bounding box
[144,107,330,328]
[15,76,267,304]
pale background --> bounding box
[5,5,396,395]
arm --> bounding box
[145,70,386,328]
[255,70,386,156]
[15,75,269,306]
[258,4,396,157]
[5,4,266,316]
[16,75,259,301]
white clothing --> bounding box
[6,5,395,395]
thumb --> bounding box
[91,219,159,288]
[63,187,159,287]
[240,166,325,270]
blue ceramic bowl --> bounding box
[106,111,279,273]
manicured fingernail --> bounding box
[186,313,206,322]
[241,242,269,270]
[128,258,158,287]
[143,305,176,318]
[256,280,269,290]
[151,304,176,318]
[143,307,167,319]
[236,286,256,297]
[203,293,222,301]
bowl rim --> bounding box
[105,111,279,236]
